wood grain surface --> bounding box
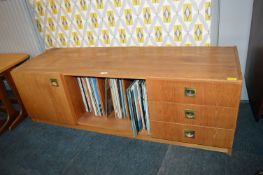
[12,47,242,81]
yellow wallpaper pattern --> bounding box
[29,0,211,48]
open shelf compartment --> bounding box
[63,75,135,134]
[78,112,132,132]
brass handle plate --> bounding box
[184,88,196,97]
[184,130,195,139]
[50,78,59,87]
[185,110,195,119]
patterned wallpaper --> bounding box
[28,0,211,49]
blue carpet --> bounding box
[0,103,263,175]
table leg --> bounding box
[0,79,17,134]
[4,71,28,130]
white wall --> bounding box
[218,0,254,100]
[0,0,43,57]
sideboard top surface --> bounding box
[14,47,242,81]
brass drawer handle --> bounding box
[184,130,195,138]
[185,110,195,119]
[184,88,196,97]
[50,78,59,87]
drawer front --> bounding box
[151,121,234,148]
[147,79,241,107]
[149,101,238,129]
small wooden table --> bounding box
[0,54,29,134]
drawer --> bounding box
[149,101,238,129]
[147,79,242,107]
[151,121,235,148]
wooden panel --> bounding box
[0,54,29,73]
[12,47,242,81]
[62,76,86,121]
[11,71,76,125]
[151,121,235,148]
[149,101,238,129]
[78,112,132,132]
[147,79,242,107]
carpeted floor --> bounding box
[0,102,263,175]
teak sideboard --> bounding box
[11,47,242,154]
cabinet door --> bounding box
[12,71,76,125]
